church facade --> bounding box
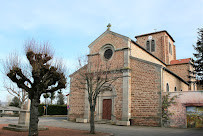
[68,27,197,126]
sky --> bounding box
[0,0,202,103]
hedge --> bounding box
[38,104,67,116]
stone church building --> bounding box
[68,26,197,126]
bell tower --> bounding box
[135,30,176,64]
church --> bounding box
[68,25,197,127]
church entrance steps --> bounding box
[95,119,113,124]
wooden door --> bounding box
[102,99,112,120]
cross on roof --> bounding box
[107,23,111,31]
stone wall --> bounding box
[68,66,87,121]
[130,41,166,66]
[135,31,175,65]
[167,63,197,91]
[89,32,129,54]
[130,57,162,126]
[163,70,189,92]
[167,64,189,83]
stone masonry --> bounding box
[68,28,197,127]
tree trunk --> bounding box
[90,107,95,134]
[29,97,40,136]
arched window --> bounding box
[166,83,169,92]
[146,40,150,51]
[146,39,156,52]
[169,42,172,55]
[100,44,115,61]
[151,40,155,52]
[174,87,177,92]
[193,84,195,91]
[104,49,113,60]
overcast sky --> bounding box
[0,0,202,102]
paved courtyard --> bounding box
[0,117,202,136]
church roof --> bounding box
[170,58,191,65]
[135,30,175,42]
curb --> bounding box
[105,133,114,136]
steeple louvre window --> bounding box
[151,40,155,52]
[169,42,172,55]
[146,39,156,52]
[146,41,150,51]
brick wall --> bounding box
[111,76,123,120]
[173,45,176,60]
[168,38,175,64]
[130,57,162,126]
[68,66,87,121]
[89,33,128,54]
[88,51,124,71]
[135,32,175,65]
[166,63,197,91]
[163,70,189,92]
[167,64,189,82]
[197,84,203,90]
[130,42,166,66]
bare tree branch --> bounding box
[70,56,123,134]
[3,39,67,136]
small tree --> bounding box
[162,93,179,127]
[57,90,64,105]
[3,82,28,109]
[43,93,50,104]
[50,92,56,104]
[9,96,21,108]
[193,28,203,87]
[4,40,67,136]
[72,56,122,134]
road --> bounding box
[0,117,202,136]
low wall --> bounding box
[167,91,203,128]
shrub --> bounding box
[38,104,67,116]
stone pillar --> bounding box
[117,43,131,126]
[18,99,30,125]
[122,70,131,121]
[83,89,89,121]
[95,96,102,121]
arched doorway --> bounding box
[96,85,116,121]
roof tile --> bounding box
[170,58,191,64]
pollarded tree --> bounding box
[193,28,203,87]
[4,40,67,136]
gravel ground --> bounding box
[0,117,202,136]
[0,124,110,136]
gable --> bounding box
[88,30,130,55]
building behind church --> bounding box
[68,27,202,128]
